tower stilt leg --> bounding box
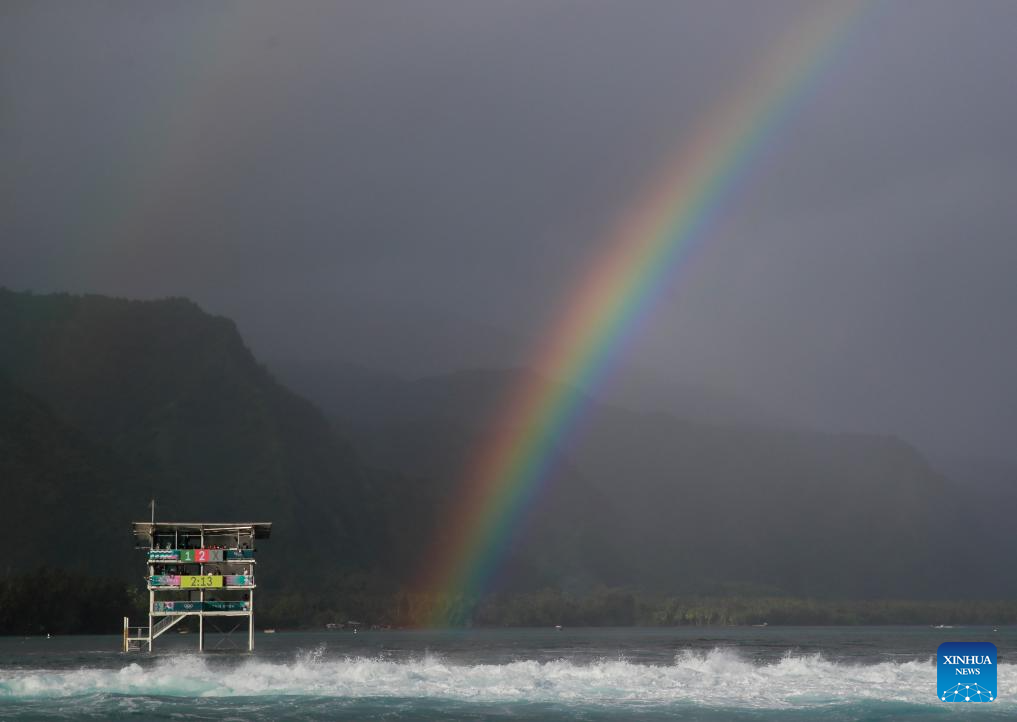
[249,588,255,651]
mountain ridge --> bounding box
[0,289,373,580]
[269,356,987,599]
[0,289,1008,609]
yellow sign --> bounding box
[180,575,223,588]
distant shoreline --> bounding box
[2,621,1012,639]
[4,568,1015,634]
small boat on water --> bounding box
[263,629,276,634]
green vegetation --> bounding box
[3,570,1014,633]
[256,587,1017,628]
[0,569,145,635]
[475,589,1017,627]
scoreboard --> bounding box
[180,575,224,588]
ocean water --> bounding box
[0,626,1013,720]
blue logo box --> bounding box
[938,642,996,702]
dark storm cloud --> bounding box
[2,0,1016,462]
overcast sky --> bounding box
[3,0,1016,464]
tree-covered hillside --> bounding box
[0,289,373,581]
[0,289,1007,634]
[0,374,137,577]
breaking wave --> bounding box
[2,648,1015,711]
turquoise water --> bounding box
[1,627,1014,719]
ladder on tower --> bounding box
[123,615,187,652]
[123,617,149,652]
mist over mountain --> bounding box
[5,0,1017,470]
[1,289,1012,618]
[270,357,1008,599]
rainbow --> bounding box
[416,1,870,625]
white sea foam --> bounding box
[2,648,1015,710]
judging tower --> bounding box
[125,521,271,652]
